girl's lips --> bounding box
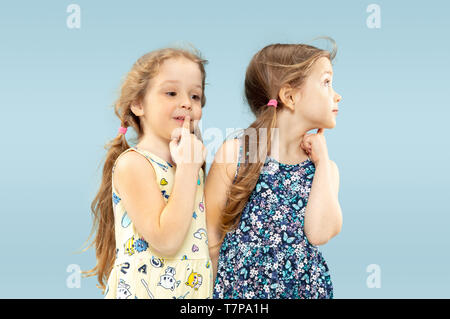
[173,115,186,123]
[173,116,194,125]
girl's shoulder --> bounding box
[112,148,158,196]
[210,137,241,181]
[114,147,173,176]
[218,138,241,162]
[114,148,156,174]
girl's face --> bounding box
[294,57,342,129]
[133,57,203,141]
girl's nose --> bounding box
[181,94,192,110]
[181,103,192,111]
[335,93,342,103]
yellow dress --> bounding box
[104,146,213,299]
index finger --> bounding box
[182,115,191,136]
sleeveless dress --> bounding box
[104,147,213,299]
[213,137,333,299]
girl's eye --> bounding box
[192,94,201,100]
[324,79,332,87]
[166,92,177,97]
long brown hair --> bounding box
[219,38,337,236]
[84,47,208,292]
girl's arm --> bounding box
[114,151,200,257]
[205,139,240,283]
[304,159,343,246]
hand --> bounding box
[300,128,330,166]
[169,115,206,170]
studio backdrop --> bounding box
[0,0,449,298]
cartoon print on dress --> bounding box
[161,190,169,199]
[120,262,130,274]
[138,263,147,275]
[160,178,168,186]
[185,270,203,290]
[198,201,204,212]
[149,157,169,172]
[191,244,199,253]
[121,212,131,228]
[193,228,208,245]
[205,260,211,269]
[192,212,197,219]
[124,236,135,256]
[113,192,121,205]
[140,279,154,299]
[172,291,190,299]
[157,266,181,291]
[124,236,148,255]
[150,256,165,268]
[117,279,132,299]
[134,238,149,252]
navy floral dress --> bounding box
[213,137,333,299]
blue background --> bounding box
[0,0,449,298]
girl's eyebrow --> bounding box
[322,70,333,76]
[160,80,202,89]
[159,80,179,88]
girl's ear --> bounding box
[278,85,297,111]
[130,101,144,116]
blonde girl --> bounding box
[86,48,213,299]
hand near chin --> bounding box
[300,128,329,166]
[169,115,206,171]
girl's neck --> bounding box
[135,132,175,166]
[268,110,312,165]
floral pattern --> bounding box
[213,139,333,299]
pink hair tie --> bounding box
[118,126,127,135]
[267,99,278,108]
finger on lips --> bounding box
[183,115,191,132]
